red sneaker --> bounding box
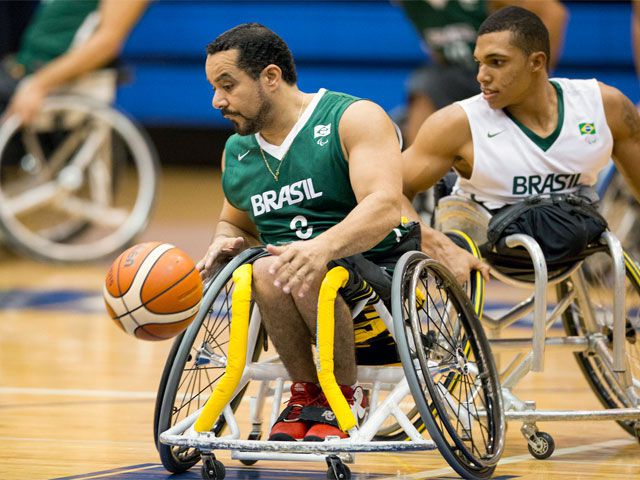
[269,382,321,441]
[303,384,367,441]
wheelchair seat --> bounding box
[436,194,608,283]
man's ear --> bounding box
[530,51,547,73]
[262,64,282,90]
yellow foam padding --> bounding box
[449,229,485,318]
[194,263,252,433]
[415,286,426,308]
[624,250,640,286]
[317,266,357,432]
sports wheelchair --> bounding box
[154,246,506,479]
[435,194,640,459]
[0,64,158,262]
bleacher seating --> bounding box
[115,1,638,128]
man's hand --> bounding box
[266,239,332,298]
[422,227,490,285]
[4,79,48,124]
[196,236,245,280]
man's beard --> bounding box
[223,90,272,136]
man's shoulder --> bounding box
[224,134,256,160]
[225,133,254,147]
[323,90,361,103]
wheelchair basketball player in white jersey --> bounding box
[402,6,640,261]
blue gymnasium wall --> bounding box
[115,1,638,128]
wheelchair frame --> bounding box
[0,74,158,262]
[436,195,640,458]
[156,247,505,480]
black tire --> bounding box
[201,456,226,480]
[393,252,504,479]
[155,248,268,473]
[560,249,640,436]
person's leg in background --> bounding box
[403,64,480,147]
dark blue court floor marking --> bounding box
[51,464,388,480]
[0,289,101,313]
[0,288,565,327]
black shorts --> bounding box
[407,64,480,109]
[328,222,421,365]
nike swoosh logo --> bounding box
[237,150,250,161]
[487,130,505,138]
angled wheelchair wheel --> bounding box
[561,249,640,436]
[0,95,158,262]
[374,232,486,443]
[600,172,640,259]
[155,248,268,473]
[393,251,504,479]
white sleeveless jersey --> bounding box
[453,78,613,209]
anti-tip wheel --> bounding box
[201,456,225,480]
[326,455,351,480]
[528,431,555,460]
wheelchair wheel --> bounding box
[155,248,267,473]
[393,251,504,479]
[374,233,486,442]
[561,249,640,436]
[0,95,158,262]
[600,172,640,259]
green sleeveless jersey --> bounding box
[399,0,488,69]
[222,89,407,260]
[17,0,99,74]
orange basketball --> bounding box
[103,242,203,341]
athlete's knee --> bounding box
[252,256,286,300]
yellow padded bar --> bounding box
[194,263,252,433]
[450,229,486,318]
[316,266,357,432]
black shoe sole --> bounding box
[268,433,297,441]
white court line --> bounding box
[0,387,157,399]
[0,436,149,447]
[375,438,637,479]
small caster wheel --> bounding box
[240,432,262,466]
[326,455,351,479]
[201,455,225,480]
[527,431,555,460]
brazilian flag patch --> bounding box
[579,122,596,135]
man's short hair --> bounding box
[206,23,297,84]
[478,6,551,70]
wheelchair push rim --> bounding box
[393,251,505,478]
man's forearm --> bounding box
[315,191,400,260]
[214,220,261,246]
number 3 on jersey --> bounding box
[290,215,313,239]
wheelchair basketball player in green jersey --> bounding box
[197,23,485,442]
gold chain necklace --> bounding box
[258,93,305,182]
